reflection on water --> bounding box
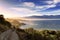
[20,20,60,30]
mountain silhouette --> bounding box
[26,15,60,19]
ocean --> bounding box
[20,20,60,30]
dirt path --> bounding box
[0,29,19,40]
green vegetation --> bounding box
[0,15,11,33]
[0,15,60,40]
[24,28,60,40]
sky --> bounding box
[0,0,60,18]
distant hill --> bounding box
[6,18,26,28]
[26,15,60,19]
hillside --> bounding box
[6,18,26,28]
[0,15,25,32]
[0,15,12,32]
[0,15,60,40]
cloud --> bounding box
[11,7,42,16]
[45,1,53,5]
[53,0,60,4]
[40,10,60,15]
[11,7,34,13]
[36,5,56,9]
[0,0,60,18]
[46,4,56,8]
[22,2,35,7]
[0,1,42,17]
[0,6,22,18]
[45,0,60,4]
[35,4,56,12]
[35,6,44,9]
[17,2,56,12]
